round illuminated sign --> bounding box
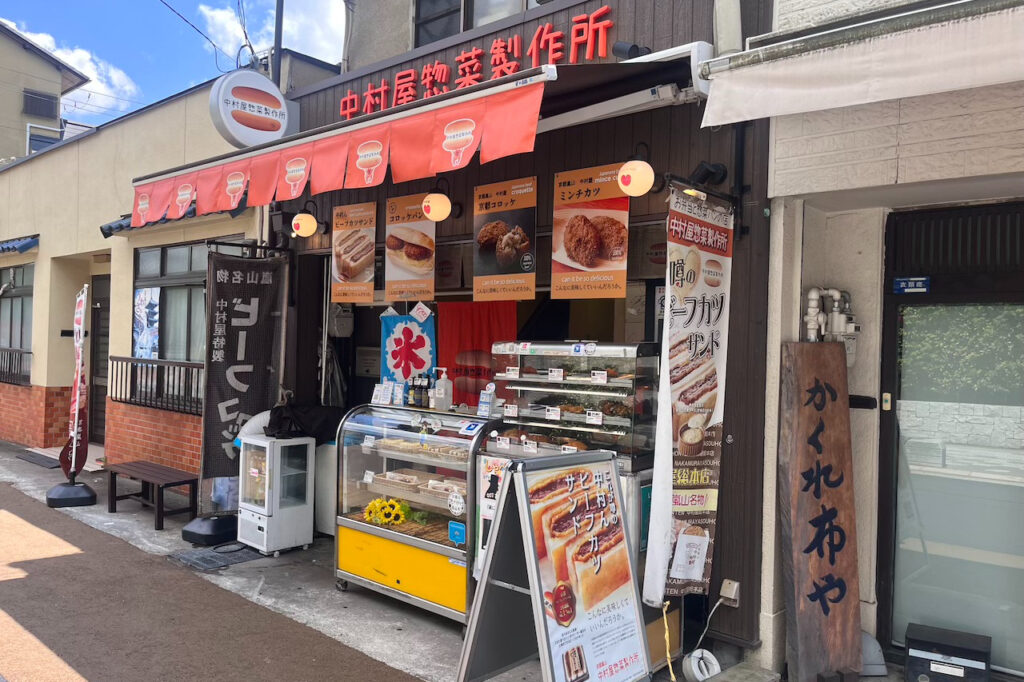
[209,70,289,148]
[617,160,656,197]
[291,213,318,238]
[422,193,452,222]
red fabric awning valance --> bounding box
[131,82,545,228]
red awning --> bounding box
[130,74,547,227]
[130,58,699,228]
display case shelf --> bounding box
[368,444,470,471]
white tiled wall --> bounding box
[770,81,1024,197]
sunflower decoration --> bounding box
[364,497,412,526]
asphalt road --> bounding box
[0,482,418,682]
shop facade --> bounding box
[699,0,1024,674]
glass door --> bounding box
[891,303,1024,673]
[240,442,269,512]
[279,443,308,508]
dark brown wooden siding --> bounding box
[285,0,772,648]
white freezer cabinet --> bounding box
[237,435,315,555]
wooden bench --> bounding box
[106,461,198,530]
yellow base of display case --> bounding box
[336,522,467,619]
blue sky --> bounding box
[1,1,346,126]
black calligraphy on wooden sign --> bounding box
[778,343,861,681]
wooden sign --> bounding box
[778,343,861,681]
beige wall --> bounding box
[346,0,413,71]
[281,55,338,94]
[0,35,64,161]
[774,0,921,33]
[0,84,259,388]
[770,81,1024,198]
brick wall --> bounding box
[771,81,1024,197]
[104,398,203,475]
[0,383,73,448]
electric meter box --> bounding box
[904,623,990,682]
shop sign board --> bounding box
[209,69,289,148]
[331,203,377,303]
[893,276,930,294]
[654,183,735,596]
[385,194,435,301]
[459,452,649,682]
[551,164,630,299]
[473,177,538,301]
[201,253,288,481]
[778,342,861,681]
[338,5,614,120]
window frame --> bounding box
[413,0,540,48]
[0,264,34,351]
[22,89,59,119]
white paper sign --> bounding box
[362,469,375,484]
[560,445,578,454]
[591,370,608,384]
[506,366,520,379]
[392,383,405,405]
[410,302,432,322]
[496,436,510,449]
[545,406,561,421]
[523,440,538,454]
[504,403,519,418]
[363,435,376,448]
[586,410,604,425]
[371,384,388,405]
[547,368,564,381]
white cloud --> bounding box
[0,17,140,124]
[199,0,346,67]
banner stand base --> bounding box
[46,482,97,508]
[182,514,237,546]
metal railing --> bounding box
[0,348,31,385]
[109,356,204,415]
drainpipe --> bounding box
[702,0,1024,77]
[25,123,64,156]
[713,0,743,57]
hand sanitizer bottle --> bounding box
[435,367,453,412]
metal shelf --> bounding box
[369,445,470,472]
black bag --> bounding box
[264,405,346,444]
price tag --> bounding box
[362,435,376,448]
[560,445,578,454]
[410,301,432,323]
[548,368,564,381]
[545,406,561,421]
[362,470,375,484]
[504,403,519,418]
[496,436,510,450]
[505,366,520,379]
[523,440,538,454]
[586,410,604,425]
[591,370,608,385]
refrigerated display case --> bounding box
[335,405,499,622]
[491,341,658,469]
[238,435,316,555]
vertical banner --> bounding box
[657,184,735,596]
[381,314,436,383]
[60,285,89,478]
[331,202,377,303]
[132,287,160,358]
[778,343,861,681]
[384,194,435,302]
[473,177,537,301]
[551,164,629,299]
[201,253,287,481]
[523,460,649,682]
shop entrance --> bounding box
[879,203,1024,675]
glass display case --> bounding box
[335,405,499,622]
[490,341,659,469]
[237,435,315,556]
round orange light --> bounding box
[422,193,452,222]
[617,160,656,197]
[291,212,318,237]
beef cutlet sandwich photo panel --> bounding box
[386,226,435,275]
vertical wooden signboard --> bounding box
[778,343,861,681]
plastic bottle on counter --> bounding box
[435,367,453,412]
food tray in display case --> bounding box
[491,341,658,469]
[335,405,500,623]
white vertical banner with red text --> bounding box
[644,183,735,603]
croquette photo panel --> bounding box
[458,452,650,682]
[473,177,537,301]
[385,193,435,302]
[331,202,377,303]
[551,164,630,300]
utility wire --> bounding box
[157,0,233,73]
[236,0,257,68]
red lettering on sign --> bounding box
[393,69,418,107]
[422,61,452,98]
[527,23,565,67]
[339,89,360,120]
[363,79,390,114]
[455,46,485,89]
[490,36,522,79]
[569,5,613,63]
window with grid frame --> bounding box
[0,264,33,351]
[414,0,542,47]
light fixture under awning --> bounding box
[700,1,1024,127]
[0,235,39,254]
[130,57,699,228]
